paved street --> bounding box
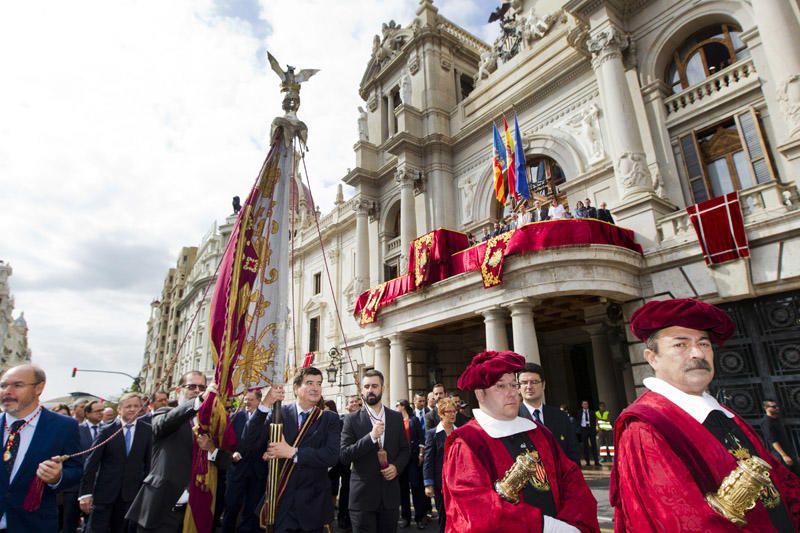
[331,467,614,532]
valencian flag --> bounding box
[184,128,293,533]
[503,116,517,199]
[513,113,530,200]
[492,122,508,205]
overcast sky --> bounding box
[0,1,494,401]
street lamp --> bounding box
[326,347,342,384]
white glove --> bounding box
[543,516,581,533]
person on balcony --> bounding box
[597,202,614,225]
[574,201,590,219]
[548,202,567,220]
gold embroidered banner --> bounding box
[480,230,514,288]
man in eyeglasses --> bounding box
[126,370,229,532]
[518,363,580,465]
[442,351,598,533]
[0,364,83,532]
[761,400,799,476]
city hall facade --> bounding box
[140,0,800,446]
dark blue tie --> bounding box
[299,410,309,428]
[533,409,542,423]
[124,424,134,455]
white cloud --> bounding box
[0,0,490,400]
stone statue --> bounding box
[357,106,368,141]
[476,50,498,82]
[232,195,241,215]
[267,51,319,117]
[560,104,604,164]
[400,74,412,105]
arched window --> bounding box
[666,24,749,94]
[526,156,566,201]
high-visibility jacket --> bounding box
[596,410,612,431]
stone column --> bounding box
[751,0,800,139]
[481,308,509,351]
[584,323,620,416]
[508,301,541,364]
[388,333,409,406]
[373,338,390,387]
[587,27,653,198]
[353,198,371,295]
[397,167,417,271]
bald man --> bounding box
[0,364,83,531]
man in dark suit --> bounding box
[410,392,431,523]
[139,391,169,425]
[243,367,341,532]
[412,393,429,431]
[517,363,581,465]
[424,384,469,430]
[531,200,550,222]
[337,394,362,531]
[577,400,600,467]
[597,201,615,224]
[61,399,97,533]
[341,369,409,533]
[79,392,152,533]
[126,370,227,532]
[0,364,83,531]
[583,198,598,219]
[222,389,264,533]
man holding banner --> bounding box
[242,366,341,533]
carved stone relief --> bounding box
[616,152,651,191]
[357,106,368,141]
[557,103,605,164]
[778,73,800,137]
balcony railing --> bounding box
[664,58,757,119]
[657,181,800,244]
[386,237,402,256]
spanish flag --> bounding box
[492,123,508,205]
[503,116,517,200]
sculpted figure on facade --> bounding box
[458,175,477,224]
[560,103,604,164]
[357,106,368,141]
[616,152,650,191]
[400,73,412,105]
[476,50,498,83]
[777,73,800,137]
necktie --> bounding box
[533,409,542,423]
[5,420,25,474]
[91,425,99,440]
[418,410,425,426]
[124,424,134,455]
[299,410,309,429]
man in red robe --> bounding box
[611,298,800,532]
[442,350,599,533]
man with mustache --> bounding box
[610,299,800,532]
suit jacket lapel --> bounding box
[0,414,8,489]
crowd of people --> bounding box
[2,297,800,532]
[474,197,615,244]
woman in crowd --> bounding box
[423,397,459,533]
[395,399,427,528]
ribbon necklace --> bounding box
[3,406,43,462]
[366,405,385,448]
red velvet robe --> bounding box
[442,419,599,533]
[610,391,800,532]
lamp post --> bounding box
[326,347,342,384]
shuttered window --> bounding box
[675,108,776,204]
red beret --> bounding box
[457,351,526,391]
[630,298,735,345]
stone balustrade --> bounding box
[386,236,402,256]
[664,58,757,121]
[657,181,800,244]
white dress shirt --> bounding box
[548,204,566,219]
[366,405,386,447]
[523,401,544,425]
[643,377,734,424]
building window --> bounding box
[526,156,566,201]
[384,259,399,282]
[666,24,749,94]
[458,73,474,101]
[313,272,322,295]
[308,316,320,353]
[675,108,775,204]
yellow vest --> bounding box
[596,410,612,431]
